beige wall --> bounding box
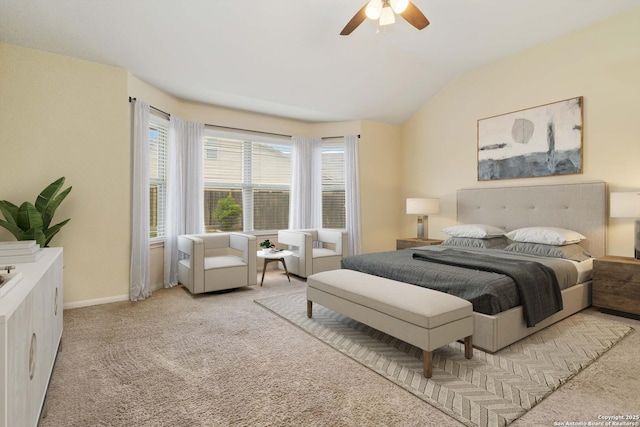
[0,43,131,304]
[359,120,403,252]
[401,8,640,256]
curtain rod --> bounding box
[205,123,291,139]
[129,97,170,117]
[128,97,360,140]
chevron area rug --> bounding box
[255,292,633,427]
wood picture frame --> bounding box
[477,96,583,181]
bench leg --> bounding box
[464,336,473,359]
[423,350,432,378]
[307,300,313,318]
[424,337,471,378]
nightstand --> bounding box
[592,256,640,318]
[396,238,444,250]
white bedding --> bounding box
[567,257,593,284]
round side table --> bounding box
[257,250,293,286]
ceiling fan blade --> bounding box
[401,2,430,30]
[340,3,368,36]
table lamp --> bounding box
[610,191,640,259]
[406,198,440,240]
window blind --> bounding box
[322,141,346,228]
[203,133,292,232]
[149,117,168,238]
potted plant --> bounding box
[0,177,72,248]
[260,239,274,254]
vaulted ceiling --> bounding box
[2,0,640,124]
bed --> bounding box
[342,181,606,352]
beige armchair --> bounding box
[177,233,257,293]
[277,229,347,278]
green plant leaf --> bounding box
[33,229,47,248]
[0,219,29,240]
[35,177,65,213]
[42,186,72,229]
[16,202,43,232]
[43,218,70,247]
[260,240,273,248]
[0,201,19,224]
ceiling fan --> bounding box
[340,0,429,35]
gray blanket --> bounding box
[412,249,562,327]
[341,246,578,325]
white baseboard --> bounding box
[64,294,129,309]
[63,283,166,309]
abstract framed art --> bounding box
[477,96,583,181]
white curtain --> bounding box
[163,116,205,287]
[289,136,322,229]
[130,99,152,301]
[344,135,362,255]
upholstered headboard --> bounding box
[457,182,606,258]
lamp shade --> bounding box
[610,192,640,218]
[406,198,440,215]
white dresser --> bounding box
[0,248,63,427]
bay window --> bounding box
[150,125,346,237]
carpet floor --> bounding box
[42,271,640,427]
[256,292,633,427]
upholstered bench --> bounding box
[306,269,473,378]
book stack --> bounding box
[0,241,44,264]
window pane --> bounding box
[252,143,291,185]
[149,184,158,238]
[203,137,243,184]
[322,143,345,228]
[204,139,218,160]
[149,120,167,238]
[204,189,243,232]
[253,190,289,231]
[323,190,345,228]
[203,131,292,232]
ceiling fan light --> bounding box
[365,0,382,20]
[379,6,396,26]
[390,0,409,14]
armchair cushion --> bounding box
[313,248,339,258]
[190,255,247,270]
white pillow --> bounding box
[505,227,586,246]
[442,224,506,239]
